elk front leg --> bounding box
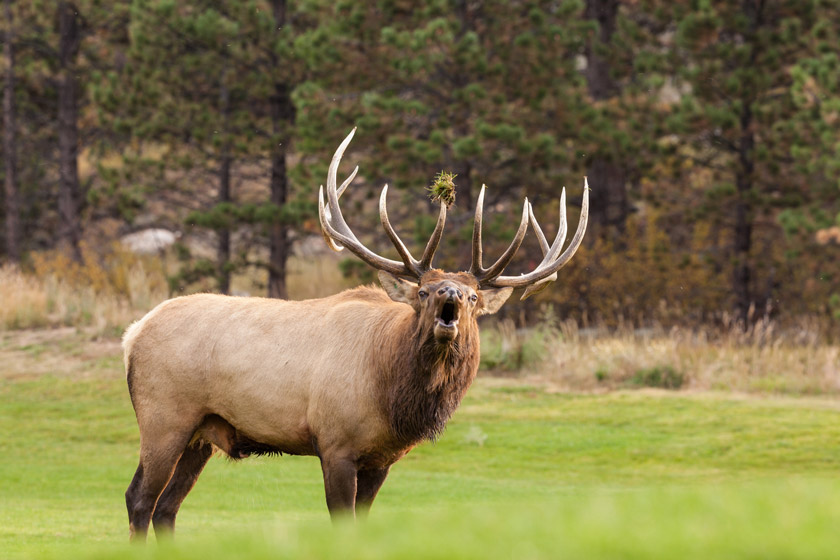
[355,467,390,518]
[319,454,358,519]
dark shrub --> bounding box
[630,366,684,390]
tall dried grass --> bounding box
[0,244,170,333]
[0,266,51,330]
[0,248,355,334]
[481,314,840,396]
[286,254,357,300]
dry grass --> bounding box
[481,316,840,396]
[0,266,51,330]
[0,249,358,335]
[0,246,170,333]
[282,253,357,300]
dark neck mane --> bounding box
[384,316,480,445]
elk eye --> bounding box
[418,290,428,299]
[470,294,478,303]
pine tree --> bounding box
[785,1,840,319]
[663,0,821,326]
[790,1,840,215]
[0,0,127,260]
[100,0,320,296]
[110,0,249,293]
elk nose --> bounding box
[438,287,462,300]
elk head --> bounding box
[377,269,511,344]
[318,129,589,338]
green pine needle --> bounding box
[428,171,457,208]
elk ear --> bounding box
[478,287,513,316]
[378,271,418,306]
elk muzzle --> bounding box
[433,286,463,341]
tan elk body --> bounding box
[124,129,589,541]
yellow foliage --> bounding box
[30,242,163,298]
[0,266,50,329]
[532,206,730,327]
[1,245,170,332]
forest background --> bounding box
[5,5,840,558]
[2,0,840,338]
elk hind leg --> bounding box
[126,429,194,541]
[151,441,214,536]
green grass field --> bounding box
[2,330,840,559]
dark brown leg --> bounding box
[152,441,214,536]
[320,454,358,520]
[125,431,192,542]
[125,464,144,534]
[355,467,390,518]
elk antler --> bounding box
[469,185,531,281]
[474,178,590,299]
[319,128,446,280]
[320,129,589,294]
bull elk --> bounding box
[123,129,589,540]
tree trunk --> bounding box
[587,157,627,234]
[267,0,294,299]
[731,0,764,328]
[266,89,291,299]
[584,0,620,101]
[584,0,627,236]
[452,0,475,212]
[217,155,232,294]
[733,99,754,328]
[217,71,232,295]
[57,1,82,261]
[3,0,20,261]
[451,158,473,212]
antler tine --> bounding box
[470,184,530,282]
[319,128,358,252]
[319,166,360,252]
[420,201,447,269]
[379,185,423,276]
[478,198,530,280]
[318,186,408,276]
[337,165,359,198]
[519,188,569,300]
[529,201,550,256]
[469,185,487,275]
[319,129,417,279]
[487,177,590,291]
[324,128,357,239]
[318,186,343,252]
[533,187,569,263]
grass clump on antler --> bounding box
[428,171,457,208]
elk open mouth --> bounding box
[436,300,459,329]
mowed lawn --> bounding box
[2,331,840,559]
